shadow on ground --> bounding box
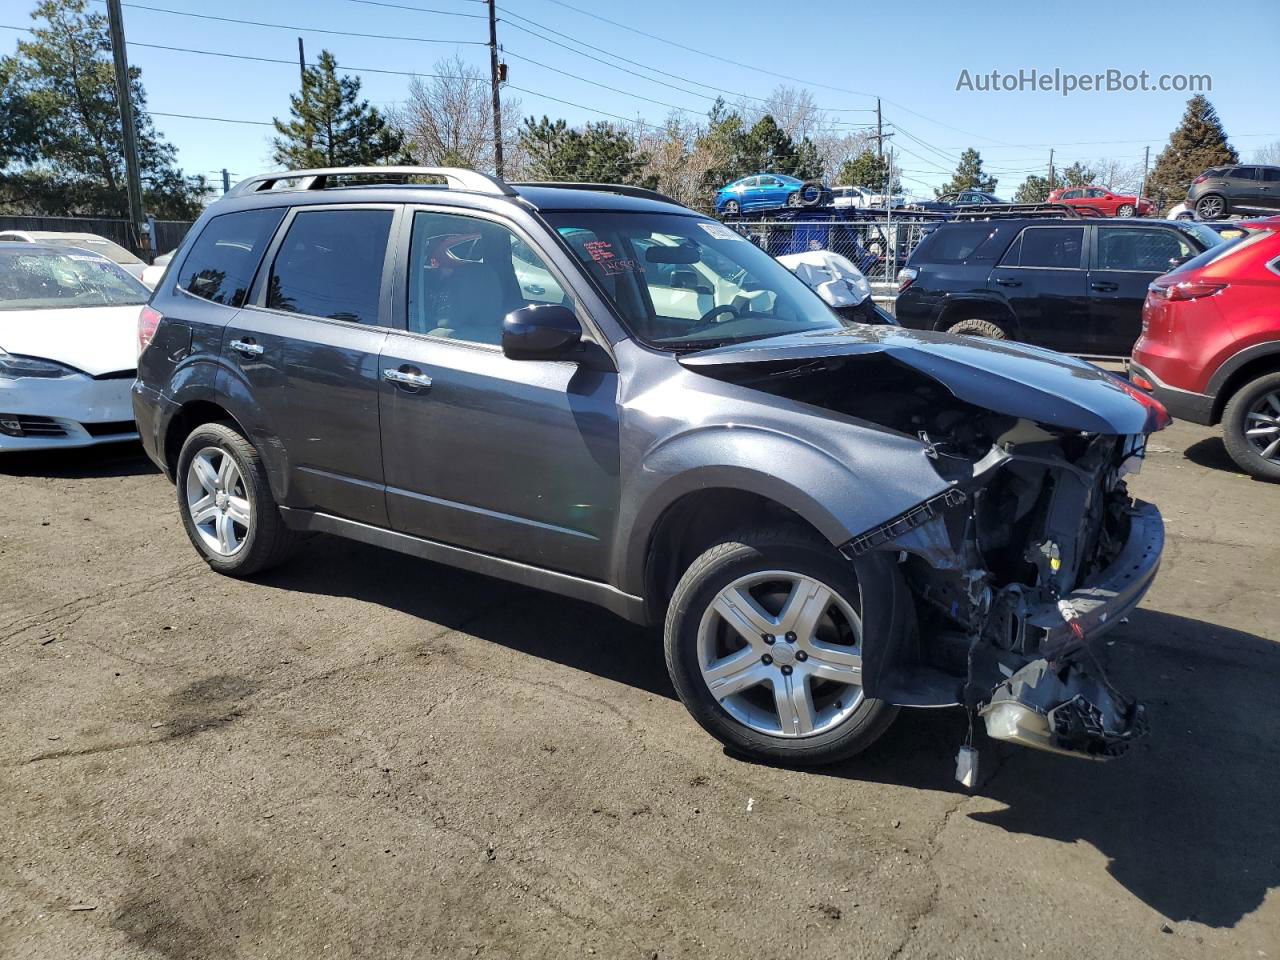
[0,441,158,479]
[1181,435,1249,476]
[258,534,1280,928]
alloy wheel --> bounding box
[185,446,252,556]
[1244,390,1280,464]
[1198,197,1225,219]
[697,570,864,738]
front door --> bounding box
[988,224,1088,353]
[1087,224,1197,356]
[378,208,620,578]
[224,204,399,526]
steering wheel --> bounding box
[691,304,740,331]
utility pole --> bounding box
[1048,148,1055,192]
[1138,144,1150,205]
[876,98,882,159]
[221,169,231,195]
[105,0,149,256]
[487,0,504,179]
[297,37,306,88]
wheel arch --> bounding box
[1209,345,1280,423]
[934,296,1019,336]
[163,399,251,476]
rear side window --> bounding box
[178,208,284,307]
[266,209,393,325]
[1003,226,1084,269]
[915,224,1000,263]
[1228,167,1259,180]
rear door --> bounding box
[988,224,1088,352]
[377,207,620,577]
[1226,166,1262,209]
[1260,168,1280,211]
[1087,224,1198,356]
[223,204,400,526]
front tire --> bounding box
[723,199,740,217]
[1222,372,1280,482]
[664,528,900,766]
[1116,203,1136,217]
[175,422,296,576]
[786,191,802,207]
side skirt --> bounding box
[279,507,648,624]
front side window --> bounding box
[0,249,148,310]
[266,209,393,325]
[179,207,284,307]
[1263,168,1280,183]
[407,211,570,344]
[1005,226,1084,269]
[545,211,843,349]
[1096,227,1195,272]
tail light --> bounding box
[1148,280,1227,302]
[138,304,162,356]
[897,266,918,293]
[1192,174,1209,184]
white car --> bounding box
[141,250,174,289]
[777,249,895,325]
[0,230,147,281]
[0,244,146,451]
[831,185,908,209]
[1166,202,1194,221]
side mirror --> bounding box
[502,304,582,361]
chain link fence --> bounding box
[725,216,940,284]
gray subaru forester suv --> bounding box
[134,166,1169,769]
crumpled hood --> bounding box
[679,326,1153,435]
[0,304,142,376]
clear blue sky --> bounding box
[5,0,1278,197]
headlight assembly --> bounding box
[0,351,81,379]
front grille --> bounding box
[83,420,137,437]
[0,414,68,438]
[92,369,137,380]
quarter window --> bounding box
[1005,227,1084,268]
[178,207,284,307]
[407,211,569,344]
[1096,227,1194,272]
[266,209,393,325]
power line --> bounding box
[112,2,487,45]
[505,84,663,130]
[152,110,274,127]
[341,0,486,17]
[504,49,703,116]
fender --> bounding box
[932,292,1020,336]
[1206,339,1280,398]
[613,422,949,596]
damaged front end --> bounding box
[681,329,1168,762]
[843,418,1162,760]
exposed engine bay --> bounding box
[691,348,1165,763]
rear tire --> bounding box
[1222,372,1280,482]
[664,527,900,766]
[786,191,802,208]
[175,422,297,576]
[947,318,1007,340]
[1196,195,1227,220]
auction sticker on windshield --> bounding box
[698,222,746,241]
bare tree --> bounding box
[1254,140,1280,165]
[636,112,725,211]
[396,55,524,176]
[1091,156,1144,194]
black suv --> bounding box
[1187,164,1280,221]
[895,216,1222,357]
[134,166,1168,767]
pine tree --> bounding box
[1060,162,1098,188]
[1014,174,1050,203]
[837,149,899,192]
[272,50,409,168]
[517,118,654,187]
[1146,95,1238,208]
[0,0,203,217]
[936,148,997,196]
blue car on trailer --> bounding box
[715,174,828,215]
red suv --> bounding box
[1130,219,1280,480]
[1048,186,1154,217]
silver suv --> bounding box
[134,166,1168,767]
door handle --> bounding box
[994,278,1021,287]
[229,338,263,357]
[1091,281,1119,292]
[383,367,432,389]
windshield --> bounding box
[545,211,845,349]
[0,249,150,310]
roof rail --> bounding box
[226,166,517,198]
[949,202,1093,221]
[512,181,686,208]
